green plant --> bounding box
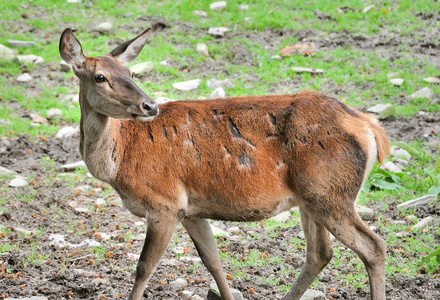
[363,163,405,192]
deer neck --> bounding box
[78,86,122,184]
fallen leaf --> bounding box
[280,43,317,57]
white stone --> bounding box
[381,161,402,173]
[17,73,33,82]
[60,60,72,72]
[0,43,16,60]
[390,78,404,86]
[46,108,63,120]
[61,161,87,170]
[355,204,376,221]
[67,0,82,3]
[412,216,435,230]
[196,43,209,56]
[0,166,17,177]
[9,177,28,187]
[72,94,79,102]
[239,4,249,10]
[91,278,108,286]
[172,79,201,91]
[134,221,145,226]
[173,246,185,254]
[210,224,230,236]
[161,258,180,266]
[95,198,107,207]
[6,297,48,300]
[7,40,37,47]
[193,10,208,17]
[397,194,438,209]
[291,67,324,74]
[367,103,394,119]
[300,289,326,300]
[75,207,90,213]
[130,62,154,76]
[228,226,240,234]
[170,278,188,290]
[160,60,167,66]
[270,211,291,222]
[208,27,229,37]
[127,253,140,260]
[210,87,225,99]
[13,227,35,235]
[56,126,79,138]
[182,291,194,297]
[72,269,94,277]
[362,5,375,13]
[210,1,227,10]
[155,97,174,104]
[95,22,113,33]
[206,78,234,89]
[17,54,44,64]
[209,282,243,300]
[423,77,440,84]
[390,146,411,161]
[408,87,433,99]
[180,256,202,263]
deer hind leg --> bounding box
[181,218,235,300]
[128,213,179,300]
[283,208,333,300]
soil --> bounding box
[1,6,440,300]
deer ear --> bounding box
[59,28,86,71]
[109,28,152,64]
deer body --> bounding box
[60,28,389,300]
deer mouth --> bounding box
[131,113,157,122]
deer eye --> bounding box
[94,74,105,83]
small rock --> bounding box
[17,73,33,82]
[390,78,404,86]
[7,39,37,48]
[127,253,140,260]
[6,297,48,300]
[196,43,209,56]
[210,1,227,10]
[423,77,440,84]
[0,166,17,177]
[109,197,123,207]
[208,282,243,300]
[91,278,108,286]
[46,108,63,120]
[182,291,194,298]
[74,207,90,213]
[71,94,80,103]
[228,226,240,234]
[210,87,225,99]
[390,146,411,161]
[210,224,230,237]
[270,211,291,222]
[130,62,154,76]
[193,10,208,17]
[155,97,174,104]
[394,159,409,168]
[173,246,185,254]
[67,0,82,3]
[0,43,16,60]
[397,194,438,209]
[206,78,234,89]
[9,177,28,187]
[355,204,376,221]
[180,256,202,263]
[134,221,145,226]
[172,79,201,91]
[17,54,44,64]
[13,227,35,235]
[291,67,324,74]
[239,4,249,10]
[271,55,283,61]
[61,161,87,170]
[300,289,326,300]
[412,216,435,230]
[95,198,107,207]
[95,22,113,34]
[362,5,375,13]
[170,278,188,290]
[161,258,180,266]
[60,60,72,72]
[31,114,48,125]
[56,126,79,138]
[408,87,433,99]
[72,269,94,277]
[68,200,79,209]
[381,161,402,173]
[208,27,229,37]
[367,103,394,119]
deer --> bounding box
[59,27,389,300]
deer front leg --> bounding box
[181,218,235,300]
[128,213,179,300]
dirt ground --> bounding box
[1,11,440,300]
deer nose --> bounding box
[141,101,159,116]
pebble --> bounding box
[355,204,376,221]
[95,22,113,34]
[67,0,82,2]
[17,73,33,82]
[228,226,240,234]
[182,291,194,298]
[390,78,404,86]
[134,221,145,226]
[72,269,95,277]
[17,54,44,64]
[193,10,208,17]
[56,126,79,138]
[127,253,140,260]
[210,87,225,99]
[210,224,230,236]
[390,146,411,161]
[381,161,402,173]
[206,78,234,89]
[291,67,324,74]
[109,197,123,207]
[0,43,16,60]
[46,108,63,120]
[208,282,243,300]
[161,258,180,266]
[61,161,87,170]
[208,27,229,37]
[13,227,35,235]
[91,278,108,286]
[408,87,433,99]
[95,198,107,207]
[180,256,201,263]
[367,103,394,119]
[423,77,440,84]
[210,1,227,10]
[239,4,249,10]
[397,194,438,209]
[362,5,375,13]
[196,43,209,57]
[7,39,37,48]
[31,114,48,125]
[412,216,435,230]
[0,166,17,177]
[270,211,291,222]
[173,246,185,254]
[9,177,28,187]
[68,200,79,209]
[271,55,283,61]
[130,62,154,76]
[60,60,72,72]
[301,289,326,300]
[172,79,201,91]
[170,278,188,290]
[74,207,90,213]
[6,297,48,300]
